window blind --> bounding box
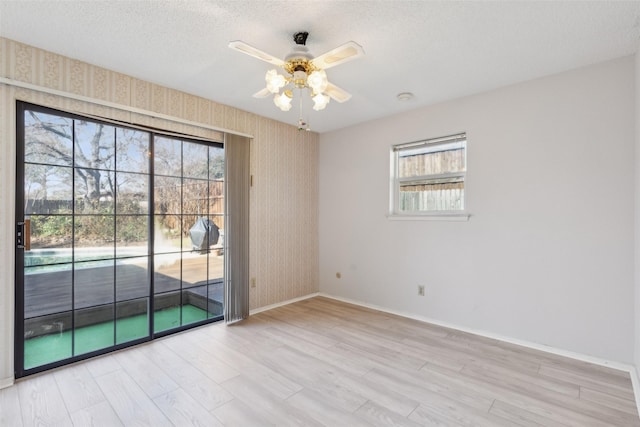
[224,134,250,324]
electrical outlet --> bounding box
[418,285,425,296]
[250,277,256,288]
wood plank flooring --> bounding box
[1,296,639,426]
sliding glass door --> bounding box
[152,136,225,332]
[15,102,224,377]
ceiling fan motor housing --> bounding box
[284,45,316,78]
[285,45,313,63]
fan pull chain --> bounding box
[298,87,310,131]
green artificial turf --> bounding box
[24,305,210,369]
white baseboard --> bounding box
[317,293,635,373]
[249,292,319,316]
[0,376,14,389]
[320,292,640,419]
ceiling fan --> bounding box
[228,32,364,115]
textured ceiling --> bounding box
[1,1,640,133]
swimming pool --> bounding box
[23,247,208,273]
[24,247,149,273]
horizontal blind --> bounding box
[393,132,466,152]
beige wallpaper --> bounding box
[0,37,319,384]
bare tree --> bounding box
[26,112,117,212]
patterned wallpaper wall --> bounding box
[0,37,319,384]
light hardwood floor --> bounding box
[1,296,639,426]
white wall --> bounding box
[635,49,640,371]
[320,56,635,363]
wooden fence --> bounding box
[400,182,464,211]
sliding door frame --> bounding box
[14,101,225,378]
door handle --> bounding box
[17,219,30,250]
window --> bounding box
[390,133,466,216]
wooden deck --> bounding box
[24,254,224,319]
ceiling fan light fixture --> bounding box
[229,32,364,127]
[265,69,286,93]
[274,91,293,111]
[312,93,330,111]
[307,70,328,93]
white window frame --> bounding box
[389,132,469,221]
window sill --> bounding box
[387,213,470,222]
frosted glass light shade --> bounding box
[274,92,292,111]
[312,93,330,111]
[265,69,286,94]
[307,70,328,93]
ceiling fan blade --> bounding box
[228,40,285,67]
[253,87,271,98]
[325,82,352,103]
[311,41,364,70]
